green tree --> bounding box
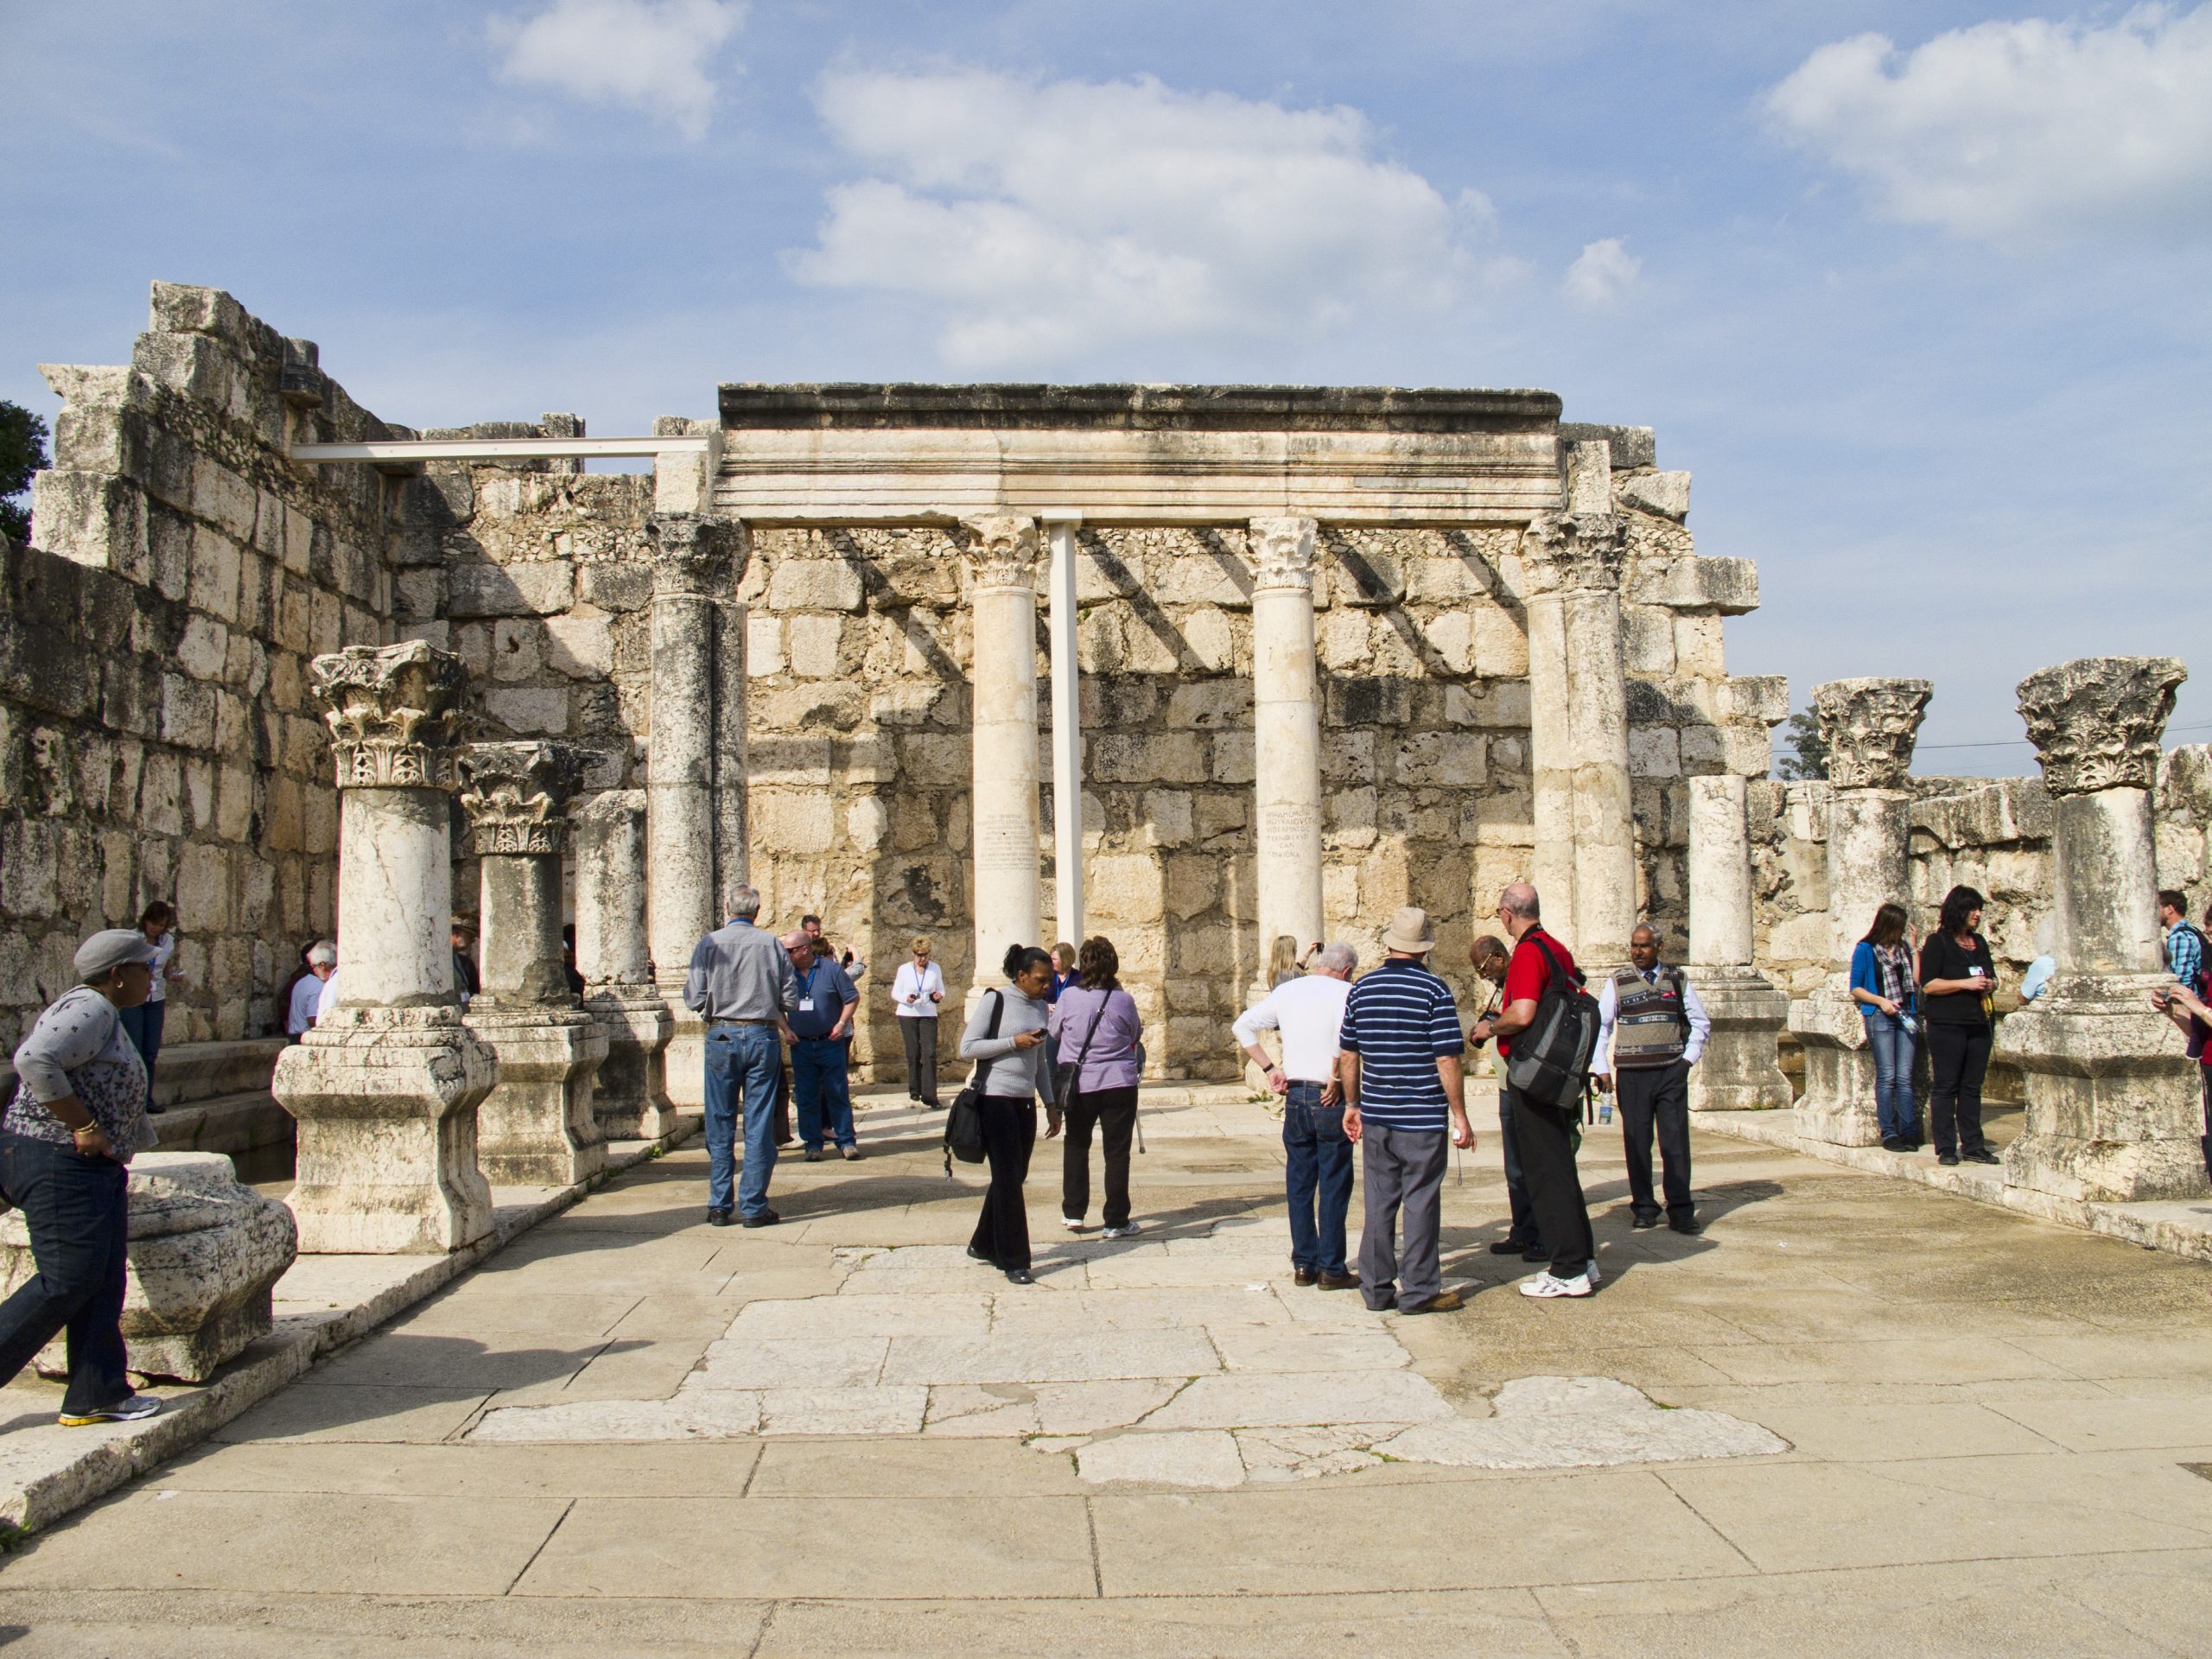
[1774,708,1828,780]
[0,399,49,545]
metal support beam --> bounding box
[1043,512,1084,951]
[288,435,715,465]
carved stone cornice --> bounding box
[1814,677,1932,791]
[961,513,1041,593]
[648,513,745,597]
[1248,517,1319,594]
[458,741,585,855]
[1520,512,1626,597]
[2017,656,2186,796]
[308,640,469,791]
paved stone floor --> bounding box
[3,1086,2212,1656]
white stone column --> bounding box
[1249,517,1325,994]
[1790,677,1932,1146]
[646,513,737,1109]
[1687,773,1792,1111]
[575,788,676,1142]
[271,640,497,1254]
[964,514,1043,999]
[1045,513,1085,948]
[459,741,609,1188]
[1522,505,1635,966]
[1999,656,2209,1203]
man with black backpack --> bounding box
[1593,924,1711,1236]
[1471,883,1601,1300]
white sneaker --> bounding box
[1062,1216,1085,1232]
[1101,1222,1140,1240]
[1520,1270,1592,1299]
[1586,1257,1603,1288]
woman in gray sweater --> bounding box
[960,944,1061,1283]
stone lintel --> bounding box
[718,383,1562,433]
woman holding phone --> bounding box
[1918,885,1999,1167]
[1852,903,1922,1152]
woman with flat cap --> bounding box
[0,928,167,1426]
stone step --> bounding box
[151,1088,294,1161]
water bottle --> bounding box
[1599,1098,1613,1125]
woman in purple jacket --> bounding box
[1048,937,1145,1238]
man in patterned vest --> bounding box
[1592,924,1711,1236]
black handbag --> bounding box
[1052,992,1110,1103]
[943,989,1000,1174]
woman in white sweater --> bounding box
[959,944,1061,1284]
[892,936,947,1107]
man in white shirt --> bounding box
[1592,924,1713,1235]
[1233,942,1359,1288]
[289,944,335,1036]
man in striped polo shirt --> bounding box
[1339,907,1475,1315]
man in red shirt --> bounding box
[1469,882,1599,1299]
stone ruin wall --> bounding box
[0,284,400,1048]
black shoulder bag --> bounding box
[944,990,1000,1175]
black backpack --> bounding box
[942,990,998,1174]
[1503,932,1602,1109]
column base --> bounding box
[466,1004,611,1188]
[1688,966,1792,1113]
[585,983,677,1141]
[1997,975,2212,1205]
[1789,981,1882,1146]
[658,976,707,1111]
[0,1151,297,1384]
[273,1007,496,1255]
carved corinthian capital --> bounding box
[1248,517,1319,594]
[961,514,1040,592]
[1520,512,1626,597]
[648,513,745,597]
[308,640,469,791]
[1814,677,1932,791]
[2016,655,2186,796]
[458,741,585,856]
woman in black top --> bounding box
[1918,885,1999,1166]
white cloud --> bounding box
[1766,4,2212,246]
[788,68,1488,370]
[1565,237,1640,307]
[490,0,744,142]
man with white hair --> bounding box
[683,886,799,1228]
[1235,942,1360,1289]
[289,943,335,1039]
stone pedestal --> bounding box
[575,788,676,1141]
[273,640,497,1254]
[1999,657,2209,1204]
[1790,677,1931,1147]
[965,514,1043,1006]
[1686,775,1790,1112]
[461,741,608,1188]
[1523,487,1635,968]
[647,515,737,1110]
[0,1152,296,1383]
[1249,517,1324,1000]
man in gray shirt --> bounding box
[683,885,798,1227]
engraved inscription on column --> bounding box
[1258,804,1319,860]
[976,812,1037,873]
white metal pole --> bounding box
[1044,513,1084,950]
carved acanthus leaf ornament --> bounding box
[1249,517,1319,594]
[308,640,469,791]
[2016,656,2185,796]
[458,741,585,856]
[1814,677,1932,791]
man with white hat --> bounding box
[1338,907,1475,1315]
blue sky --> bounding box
[5,1,2209,773]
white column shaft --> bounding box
[1253,583,1324,961]
[971,581,1042,976]
[1046,518,1084,948]
[647,591,717,979]
[336,790,454,1007]
[1688,774,1755,967]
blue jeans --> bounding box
[118,1000,165,1110]
[1281,1083,1354,1274]
[1864,1010,1919,1142]
[0,1133,130,1414]
[703,1024,781,1216]
[792,1037,855,1151]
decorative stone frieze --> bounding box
[309,639,470,790]
[962,513,1042,592]
[1815,677,1933,791]
[459,741,582,857]
[1249,516,1319,594]
[2015,656,2185,797]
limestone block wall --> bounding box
[2,284,398,1046]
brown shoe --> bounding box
[1399,1289,1465,1315]
[1292,1266,1318,1287]
[1317,1271,1360,1291]
[841,1146,862,1161]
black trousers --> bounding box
[969,1095,1037,1270]
[2201,1069,2212,1185]
[1616,1060,1694,1221]
[1926,1021,1991,1157]
[1497,1090,1541,1247]
[900,1015,939,1105]
[0,1134,131,1414]
[1062,1084,1138,1228]
[1508,1087,1595,1280]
